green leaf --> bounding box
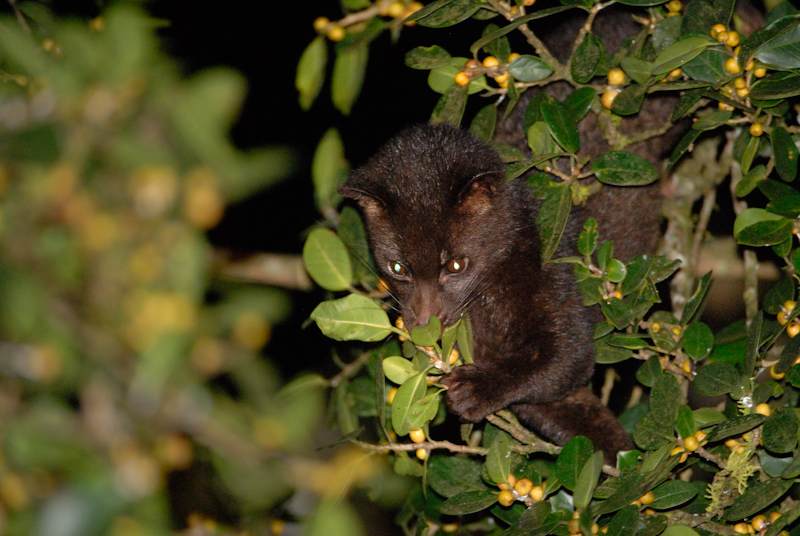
[661,527,702,536]
[740,15,800,68]
[556,436,593,491]
[680,0,734,36]
[405,45,452,69]
[651,374,680,427]
[573,451,603,509]
[296,36,327,110]
[692,110,732,131]
[705,413,766,443]
[762,407,798,453]
[563,87,596,122]
[651,37,714,76]
[541,98,580,154]
[620,57,652,85]
[306,499,365,536]
[771,126,799,182]
[535,179,572,264]
[681,48,727,83]
[611,84,648,116]
[312,129,348,212]
[415,0,484,27]
[383,356,416,385]
[667,129,701,171]
[681,272,712,324]
[749,72,800,100]
[724,478,793,521]
[682,322,714,360]
[592,151,659,186]
[633,413,673,450]
[527,121,556,159]
[734,165,767,197]
[605,505,639,536]
[636,355,663,388]
[675,405,696,440]
[693,361,738,396]
[303,228,353,291]
[605,259,627,283]
[485,430,512,486]
[390,372,428,435]
[310,294,392,342]
[578,217,598,257]
[439,489,499,515]
[672,88,704,121]
[430,83,469,126]
[470,104,497,141]
[428,455,485,497]
[508,54,553,82]
[758,22,800,68]
[332,43,368,115]
[571,33,603,84]
[733,208,792,247]
[649,480,698,510]
[405,388,440,430]
[410,316,441,347]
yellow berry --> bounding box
[651,322,660,333]
[494,72,509,85]
[725,57,741,75]
[442,523,459,533]
[387,387,398,404]
[669,68,682,78]
[710,23,727,38]
[679,452,689,463]
[607,67,625,86]
[726,31,740,47]
[639,491,655,505]
[785,300,797,312]
[778,311,789,325]
[508,53,521,63]
[749,123,763,137]
[684,436,700,451]
[448,348,460,365]
[671,445,685,456]
[482,56,500,68]
[89,16,105,32]
[771,512,782,522]
[734,77,747,89]
[695,430,708,442]
[737,87,750,98]
[514,478,533,496]
[454,71,470,86]
[667,0,682,11]
[376,278,390,294]
[567,519,581,534]
[529,485,544,502]
[644,508,656,515]
[682,360,694,374]
[771,364,786,380]
[313,17,330,33]
[592,523,600,534]
[497,489,515,507]
[745,60,755,71]
[409,428,426,443]
[601,89,620,109]
[631,499,643,507]
[754,67,767,77]
[671,326,682,337]
[751,515,768,531]
[387,1,405,18]
[416,448,427,460]
[725,438,740,449]
[734,523,750,534]
[717,31,729,44]
[327,25,346,42]
[523,0,536,5]
[788,322,800,338]
[755,403,771,416]
[719,102,734,111]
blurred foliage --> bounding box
[0,2,413,535]
[299,0,800,535]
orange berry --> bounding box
[454,71,470,86]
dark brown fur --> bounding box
[341,124,633,461]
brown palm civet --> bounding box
[340,2,762,462]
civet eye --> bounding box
[446,257,467,274]
[389,261,408,276]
